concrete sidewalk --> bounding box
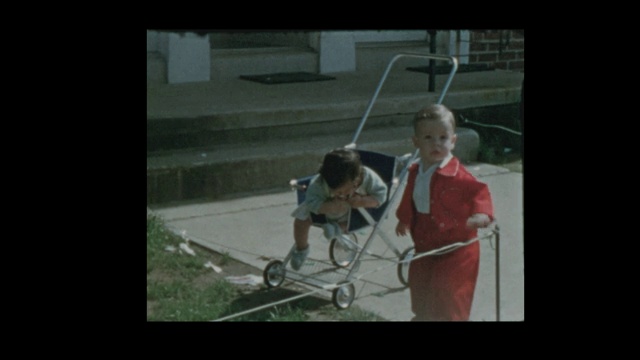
[150,161,524,321]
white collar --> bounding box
[419,152,453,173]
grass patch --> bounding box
[147,279,236,321]
[146,211,384,321]
[312,304,386,321]
[239,303,309,322]
[218,251,232,266]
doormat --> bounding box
[406,63,495,75]
[239,72,336,85]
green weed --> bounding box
[147,212,382,321]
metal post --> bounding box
[428,30,437,92]
[495,225,501,321]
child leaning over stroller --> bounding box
[289,148,388,270]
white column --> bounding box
[316,31,356,74]
[447,30,470,64]
[163,32,211,84]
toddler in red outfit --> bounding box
[395,104,494,321]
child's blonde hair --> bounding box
[413,104,456,132]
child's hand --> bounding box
[347,193,363,208]
[395,222,410,237]
[329,198,350,214]
[466,213,491,230]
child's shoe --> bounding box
[322,222,340,240]
[290,247,310,271]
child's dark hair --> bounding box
[319,148,362,189]
[413,104,456,132]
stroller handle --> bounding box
[350,53,459,147]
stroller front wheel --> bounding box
[263,260,286,288]
[332,281,356,309]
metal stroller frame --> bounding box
[262,53,501,317]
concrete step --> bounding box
[147,113,406,154]
[146,126,480,206]
[208,31,311,49]
[147,69,522,154]
[147,69,524,206]
[147,52,166,85]
[210,47,318,81]
[148,42,443,85]
[356,41,437,72]
[209,42,440,81]
[147,103,516,155]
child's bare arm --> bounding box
[347,194,380,209]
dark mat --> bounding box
[406,63,495,75]
[239,71,336,85]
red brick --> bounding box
[494,61,508,70]
[508,60,525,71]
[509,40,525,50]
[472,61,494,69]
[483,31,503,40]
[478,53,497,62]
[487,43,503,51]
[511,30,524,39]
[487,42,523,52]
[470,42,486,52]
[497,51,517,60]
[470,31,485,41]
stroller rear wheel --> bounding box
[397,246,415,286]
[329,233,358,267]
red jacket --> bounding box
[396,156,494,252]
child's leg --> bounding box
[338,221,348,233]
[293,217,312,250]
[430,243,479,321]
[408,257,434,321]
[412,243,479,321]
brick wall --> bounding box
[468,30,524,72]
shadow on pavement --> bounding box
[221,287,332,321]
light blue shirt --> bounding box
[305,166,388,216]
[412,153,453,214]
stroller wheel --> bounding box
[397,246,415,286]
[332,281,356,309]
[329,233,358,267]
[263,260,286,288]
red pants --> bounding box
[409,214,480,321]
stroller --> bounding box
[262,53,500,312]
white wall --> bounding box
[147,30,211,84]
[147,30,465,83]
[351,30,428,42]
